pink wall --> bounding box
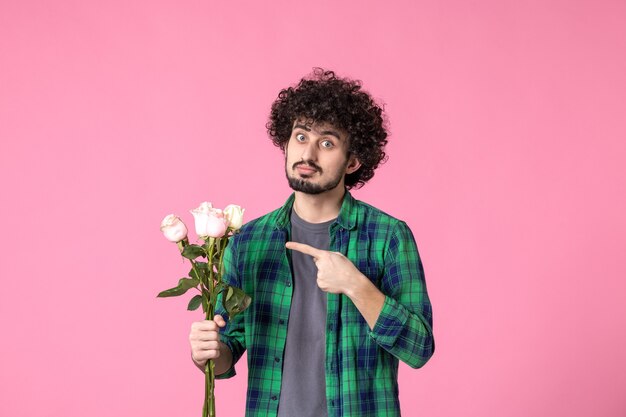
[1,1,625,416]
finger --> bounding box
[285,241,325,258]
[191,320,220,332]
[196,341,221,351]
[213,314,226,328]
[193,347,220,362]
[195,331,221,342]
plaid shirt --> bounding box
[216,191,434,417]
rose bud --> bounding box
[190,203,211,237]
[204,209,229,238]
[191,203,228,238]
[160,214,188,243]
[224,204,245,231]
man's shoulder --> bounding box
[354,198,396,218]
[240,205,284,231]
[352,197,406,230]
[231,203,287,246]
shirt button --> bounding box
[275,356,281,363]
[286,282,292,287]
[271,395,277,401]
[279,319,285,325]
[330,400,335,406]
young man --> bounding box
[189,68,435,417]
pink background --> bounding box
[1,1,625,416]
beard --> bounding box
[286,160,347,195]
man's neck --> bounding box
[292,186,345,224]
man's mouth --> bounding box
[294,162,320,175]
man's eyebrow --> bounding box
[320,129,343,140]
[293,123,312,131]
[293,124,343,140]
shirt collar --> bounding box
[274,189,358,231]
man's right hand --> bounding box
[189,315,227,367]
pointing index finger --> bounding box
[285,241,325,259]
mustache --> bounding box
[293,160,322,173]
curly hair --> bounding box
[266,68,389,189]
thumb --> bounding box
[213,314,226,328]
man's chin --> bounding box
[287,177,326,195]
[287,175,346,195]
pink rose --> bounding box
[160,214,188,242]
[190,202,229,238]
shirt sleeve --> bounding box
[215,235,247,379]
[368,221,435,368]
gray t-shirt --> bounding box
[277,209,334,417]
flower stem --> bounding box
[203,239,216,417]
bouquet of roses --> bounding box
[158,202,251,417]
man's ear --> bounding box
[346,156,362,174]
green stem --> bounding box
[217,237,227,281]
[207,239,216,298]
[204,304,216,417]
[203,238,216,417]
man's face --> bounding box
[285,119,360,195]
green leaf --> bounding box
[181,244,206,260]
[189,262,209,282]
[187,295,203,311]
[156,278,201,298]
[201,294,209,314]
[223,285,251,318]
[210,282,227,308]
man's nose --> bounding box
[301,141,317,161]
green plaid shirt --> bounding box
[216,191,434,417]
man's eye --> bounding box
[321,140,333,148]
[296,133,306,142]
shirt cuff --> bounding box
[368,295,409,349]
